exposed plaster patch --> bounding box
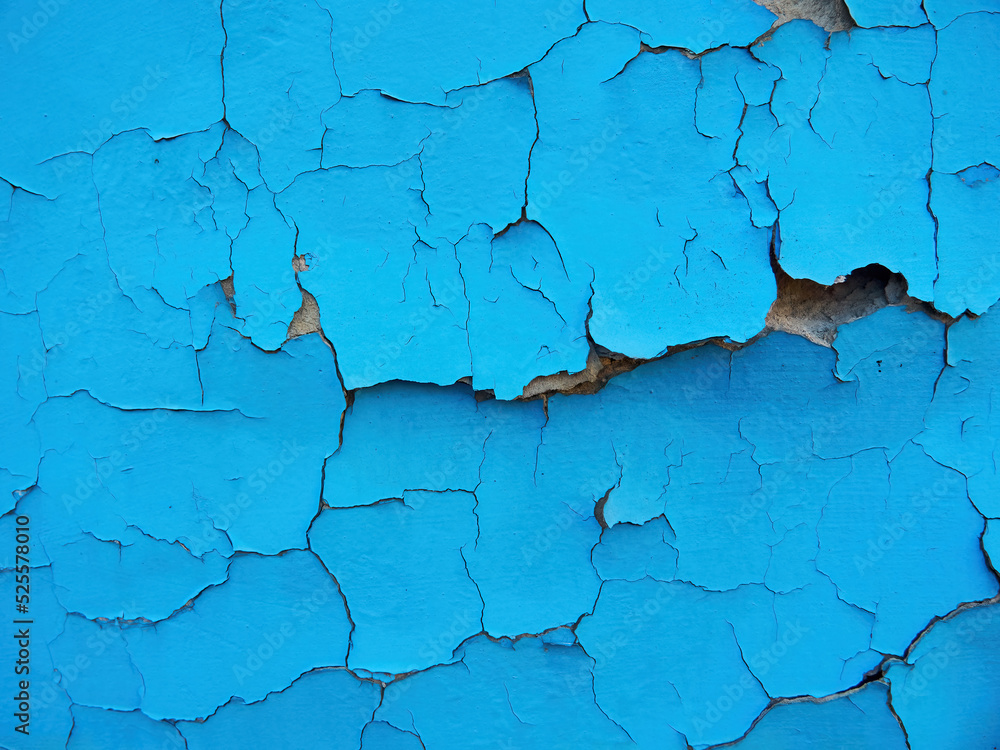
[753,0,855,31]
[287,288,322,339]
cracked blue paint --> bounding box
[528,22,777,358]
[179,669,381,750]
[587,0,777,52]
[309,490,482,674]
[2,1,1000,748]
[723,682,908,748]
[375,636,636,747]
[123,550,352,721]
[883,602,1000,749]
[462,220,592,399]
[0,2,222,197]
[222,0,341,192]
[750,21,938,298]
[67,706,186,750]
[327,0,586,105]
[845,0,928,28]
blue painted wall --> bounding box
[1,1,998,748]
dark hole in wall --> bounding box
[766,262,915,345]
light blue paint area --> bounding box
[422,79,536,243]
[325,0,586,104]
[189,276,238,350]
[918,301,1000,517]
[733,53,782,106]
[531,307,986,697]
[0,0,223,196]
[168,328,342,553]
[577,579,769,749]
[218,126,267,190]
[50,617,144,712]
[548,345,735,527]
[5,299,995,746]
[729,332,842,462]
[315,78,539,389]
[0,567,72,750]
[932,164,1000,315]
[845,0,928,27]
[528,23,773,359]
[583,555,876,729]
[727,573,881,697]
[930,12,1000,173]
[321,90,441,168]
[323,382,485,507]
[0,311,44,510]
[29,328,342,556]
[750,25,936,298]
[123,550,352,720]
[492,221,589,321]
[762,462,852,589]
[222,0,341,191]
[847,24,936,84]
[830,306,944,455]
[24,157,307,408]
[749,21,830,127]
[666,448,776,592]
[731,167,778,228]
[230,186,300,350]
[599,346,767,544]
[277,160,471,389]
[587,0,777,52]
[816,444,997,654]
[197,324,342,419]
[885,602,1000,750]
[375,636,635,748]
[318,30,788,384]
[199,128,260,229]
[66,707,186,750]
[310,491,483,674]
[35,250,204,409]
[324,78,534,245]
[539,338,840,564]
[38,512,230,621]
[361,721,425,750]
[91,126,234,310]
[533,392,621,519]
[0,168,106,315]
[923,0,1000,26]
[541,627,577,646]
[697,47,773,138]
[736,103,782,183]
[986,521,999,572]
[722,682,908,749]
[465,398,602,636]
[592,517,678,582]
[459,222,591,399]
[179,668,381,750]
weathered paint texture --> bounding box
[1,0,999,748]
